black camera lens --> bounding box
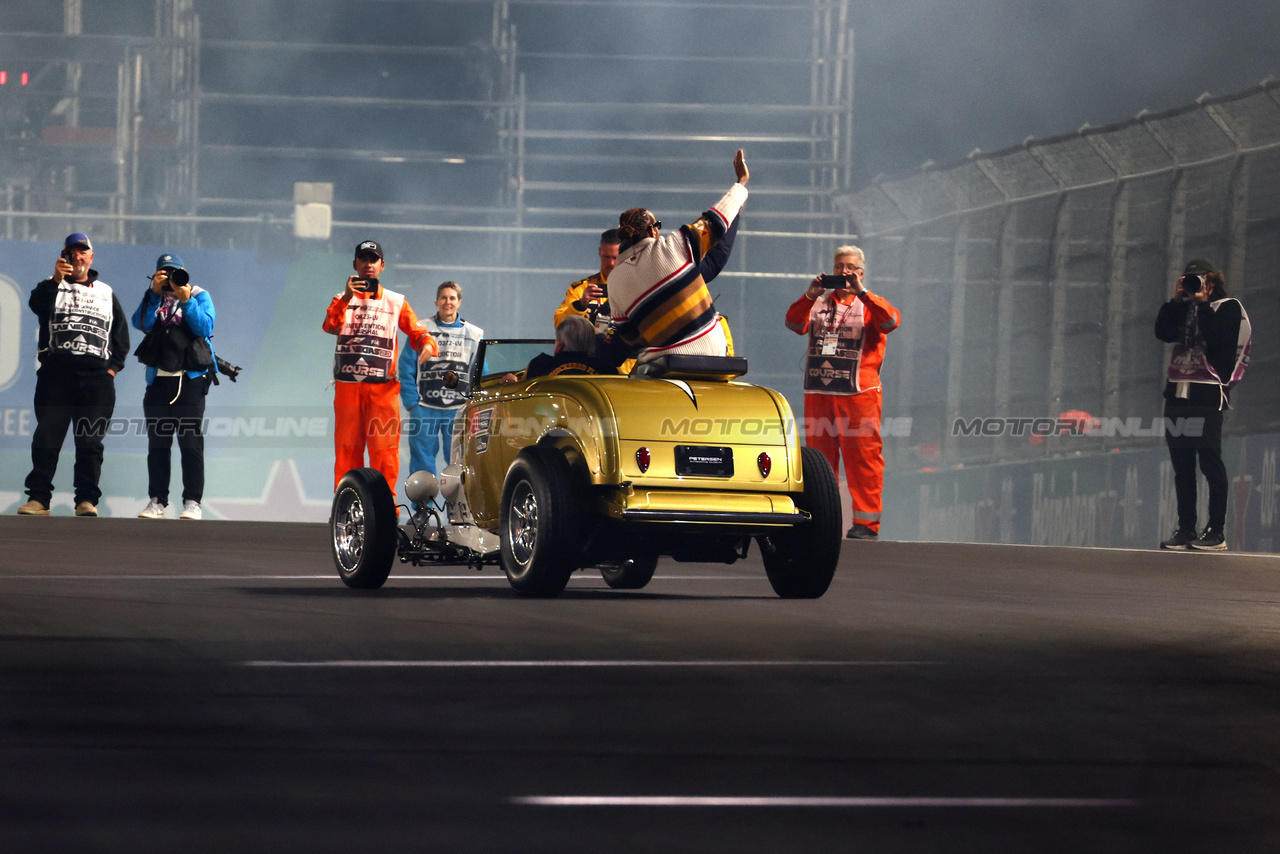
[359,277,379,292]
[1180,273,1204,294]
[169,268,190,288]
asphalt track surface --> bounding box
[1,517,1278,853]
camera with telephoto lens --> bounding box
[161,267,190,291]
[1179,273,1205,296]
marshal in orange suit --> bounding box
[785,245,901,540]
[322,240,437,496]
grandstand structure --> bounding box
[0,0,856,359]
[838,80,1280,470]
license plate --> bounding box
[675,446,734,478]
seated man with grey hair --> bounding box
[502,315,612,383]
[525,315,610,379]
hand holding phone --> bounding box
[54,253,73,282]
[344,275,378,299]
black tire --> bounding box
[499,447,582,596]
[599,556,659,590]
[760,446,842,598]
[331,467,398,589]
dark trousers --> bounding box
[1165,405,1226,532]
[143,374,208,505]
[24,369,117,506]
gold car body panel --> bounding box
[458,374,804,529]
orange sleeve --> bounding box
[399,299,438,358]
[784,294,817,335]
[323,294,349,334]
[859,291,902,334]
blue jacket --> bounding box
[131,285,217,384]
[399,314,483,411]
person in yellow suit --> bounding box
[554,229,621,330]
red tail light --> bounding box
[757,452,771,477]
[636,447,651,473]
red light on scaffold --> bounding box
[0,72,7,85]
[22,73,29,85]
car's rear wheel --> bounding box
[599,556,658,590]
[759,446,841,598]
[500,447,581,596]
[331,467,398,589]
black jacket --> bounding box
[1154,295,1243,407]
[525,350,610,379]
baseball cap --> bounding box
[1184,258,1217,275]
[354,240,383,260]
[155,253,185,271]
[64,233,92,251]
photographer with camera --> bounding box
[131,253,216,520]
[785,245,902,540]
[323,240,438,500]
[17,233,130,517]
[1155,258,1252,551]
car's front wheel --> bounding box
[759,446,841,598]
[499,447,581,596]
[331,467,398,589]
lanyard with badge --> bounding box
[820,299,854,355]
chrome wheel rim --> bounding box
[508,481,538,568]
[333,488,365,571]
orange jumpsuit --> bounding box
[323,285,435,495]
[785,289,901,533]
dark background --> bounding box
[6,0,1274,188]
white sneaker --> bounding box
[179,500,202,520]
[138,498,167,519]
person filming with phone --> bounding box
[785,246,901,540]
[17,233,129,517]
[323,239,438,500]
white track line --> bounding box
[244,660,935,668]
[0,574,764,581]
[0,574,511,581]
[511,795,1138,808]
[3,574,345,580]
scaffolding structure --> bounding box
[837,80,1280,470]
[0,0,200,245]
[0,0,855,321]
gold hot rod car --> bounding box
[329,340,842,598]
